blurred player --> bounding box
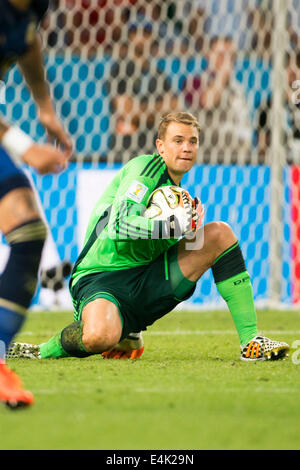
[9,112,289,363]
[0,0,72,408]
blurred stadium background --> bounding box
[0,0,300,310]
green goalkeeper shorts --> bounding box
[70,243,196,341]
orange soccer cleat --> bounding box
[0,360,34,409]
[101,332,144,360]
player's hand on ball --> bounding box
[191,197,205,233]
[23,143,70,174]
[144,186,203,238]
[182,197,204,240]
[180,192,204,237]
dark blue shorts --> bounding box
[0,145,31,199]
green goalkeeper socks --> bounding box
[168,240,258,345]
[40,321,91,359]
[40,331,70,359]
[212,242,258,345]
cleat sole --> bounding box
[5,400,31,410]
[6,342,41,359]
[265,346,290,361]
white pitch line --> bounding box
[145,330,300,336]
[19,329,300,337]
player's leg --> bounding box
[81,299,144,358]
[174,222,258,344]
[36,268,145,359]
[0,161,47,406]
[12,297,141,359]
[173,221,289,360]
[17,301,142,360]
[81,298,122,353]
[9,272,144,360]
[0,187,47,344]
[33,298,122,359]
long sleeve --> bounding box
[106,162,181,241]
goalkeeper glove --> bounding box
[159,192,204,239]
[191,197,205,232]
[183,197,205,239]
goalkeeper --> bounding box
[9,112,289,362]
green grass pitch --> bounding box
[1,308,300,450]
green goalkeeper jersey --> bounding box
[71,153,181,287]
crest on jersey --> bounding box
[126,180,148,203]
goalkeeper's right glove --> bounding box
[191,197,205,232]
[160,211,193,239]
[182,197,205,240]
[164,196,204,239]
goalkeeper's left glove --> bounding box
[184,197,205,239]
[192,197,205,232]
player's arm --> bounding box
[17,34,72,157]
[109,198,180,241]
[0,116,69,174]
[107,171,184,241]
[107,175,156,240]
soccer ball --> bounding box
[144,185,193,221]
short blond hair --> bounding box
[157,112,200,140]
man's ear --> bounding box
[156,138,164,155]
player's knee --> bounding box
[205,221,235,249]
[0,187,42,233]
[6,217,47,253]
[82,326,120,353]
[81,299,123,352]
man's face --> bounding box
[208,40,235,72]
[156,122,199,182]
